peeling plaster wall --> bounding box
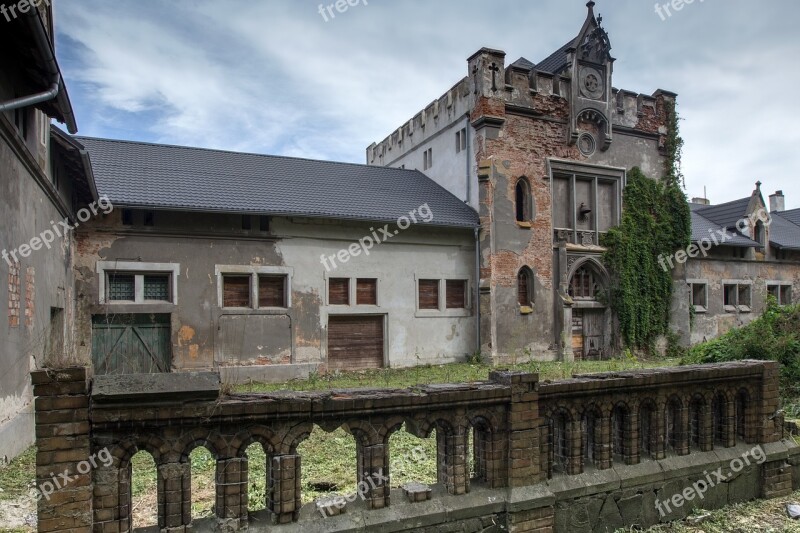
[671,258,800,346]
[74,211,476,374]
[0,113,75,460]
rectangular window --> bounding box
[242,215,252,231]
[14,107,28,140]
[455,128,467,153]
[259,216,270,232]
[108,273,135,301]
[39,112,48,146]
[691,283,707,312]
[329,278,350,306]
[223,276,251,308]
[258,275,286,308]
[445,280,467,309]
[767,284,792,306]
[143,275,170,301]
[423,148,433,170]
[356,278,378,306]
[418,279,439,310]
[143,211,155,227]
[723,283,752,312]
[121,209,134,226]
[738,285,751,310]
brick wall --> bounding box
[8,260,20,327]
[30,361,799,533]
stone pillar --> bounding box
[627,410,640,465]
[568,420,582,475]
[722,398,737,448]
[268,455,301,524]
[490,371,542,488]
[762,459,793,499]
[437,429,470,495]
[653,404,666,460]
[676,405,690,456]
[158,462,191,532]
[356,443,390,509]
[215,457,248,531]
[31,367,93,533]
[758,361,782,444]
[595,416,612,470]
[700,404,714,452]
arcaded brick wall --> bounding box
[30,361,794,533]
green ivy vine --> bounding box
[601,101,691,351]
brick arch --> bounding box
[342,420,382,446]
[177,428,225,461]
[231,427,279,458]
[278,421,314,455]
[112,435,167,466]
[378,416,407,444]
[638,398,659,460]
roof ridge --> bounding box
[74,135,422,174]
[695,196,750,213]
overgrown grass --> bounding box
[0,446,35,501]
[235,357,680,393]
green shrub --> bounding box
[682,301,800,394]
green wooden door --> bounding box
[92,314,171,375]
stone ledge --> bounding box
[91,372,220,405]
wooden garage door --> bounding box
[327,315,384,370]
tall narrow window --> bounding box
[515,178,531,222]
[518,268,533,306]
[242,215,252,231]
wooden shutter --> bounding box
[328,315,383,370]
[518,271,529,306]
[329,278,350,305]
[259,276,285,307]
[446,280,467,309]
[223,276,250,307]
[356,279,377,305]
[418,280,439,310]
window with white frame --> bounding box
[216,266,291,310]
[97,261,180,304]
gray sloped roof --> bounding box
[534,40,575,74]
[75,137,479,228]
[769,211,800,250]
[689,202,759,248]
[509,57,535,71]
[695,197,751,228]
[777,208,800,227]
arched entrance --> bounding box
[567,260,609,360]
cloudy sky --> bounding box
[54,0,799,207]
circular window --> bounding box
[578,133,596,156]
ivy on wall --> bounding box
[601,101,691,350]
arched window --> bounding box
[755,220,765,247]
[518,267,534,306]
[569,265,599,300]
[515,178,532,222]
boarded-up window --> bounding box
[446,280,467,309]
[329,278,350,305]
[356,279,378,305]
[418,280,439,310]
[259,276,286,308]
[223,276,250,307]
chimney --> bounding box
[692,197,711,206]
[770,190,785,212]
